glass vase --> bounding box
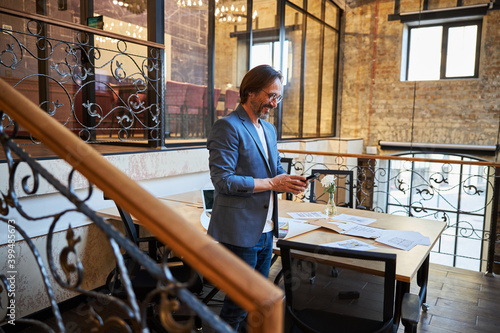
[325,192,337,217]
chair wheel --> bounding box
[331,268,339,277]
[422,303,430,312]
[309,276,315,284]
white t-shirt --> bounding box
[254,121,274,233]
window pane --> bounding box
[302,16,321,137]
[214,4,242,123]
[253,0,277,30]
[282,5,303,138]
[95,0,147,39]
[251,43,273,68]
[445,25,477,78]
[307,0,322,18]
[408,26,442,81]
[165,1,208,139]
[325,1,340,29]
[320,27,338,136]
[288,0,304,9]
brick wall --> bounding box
[341,0,500,151]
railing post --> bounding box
[486,166,500,276]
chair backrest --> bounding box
[277,239,396,333]
[310,169,354,208]
[165,80,188,114]
[224,89,239,113]
[184,83,205,114]
[203,87,222,109]
[280,157,294,200]
[280,157,293,174]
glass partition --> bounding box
[281,5,303,138]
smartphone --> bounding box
[305,173,320,181]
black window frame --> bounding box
[405,19,482,81]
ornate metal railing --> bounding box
[280,149,500,275]
[0,6,164,147]
[0,75,283,331]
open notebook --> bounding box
[200,188,214,230]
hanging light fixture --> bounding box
[215,0,257,24]
[177,0,206,9]
[176,0,257,24]
[112,0,147,14]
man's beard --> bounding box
[254,103,273,120]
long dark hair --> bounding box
[239,65,283,104]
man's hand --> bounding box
[269,174,308,195]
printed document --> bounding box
[321,239,378,251]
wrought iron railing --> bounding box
[0,6,164,147]
[0,74,283,331]
[280,149,500,274]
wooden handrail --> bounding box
[0,78,283,332]
[0,6,164,50]
[279,149,500,168]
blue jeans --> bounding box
[219,231,274,331]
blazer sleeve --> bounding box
[207,118,255,196]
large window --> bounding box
[280,0,340,139]
[405,20,481,81]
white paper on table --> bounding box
[332,213,377,225]
[331,222,359,231]
[279,217,307,224]
[287,211,329,219]
[321,239,377,251]
[277,220,321,239]
[341,224,385,239]
[376,230,430,251]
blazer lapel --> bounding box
[236,106,272,174]
[262,123,277,177]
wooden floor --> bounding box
[401,264,500,333]
[4,262,500,333]
[206,260,500,333]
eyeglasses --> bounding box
[261,90,283,104]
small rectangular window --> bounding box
[405,20,481,81]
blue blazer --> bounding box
[207,105,285,247]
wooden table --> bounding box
[98,190,446,330]
[97,198,207,234]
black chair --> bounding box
[277,239,419,333]
[103,199,204,331]
[310,169,354,208]
[281,157,294,200]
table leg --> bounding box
[417,255,430,312]
[394,280,410,329]
[397,254,431,331]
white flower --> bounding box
[321,175,336,187]
[321,175,337,193]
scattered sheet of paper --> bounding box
[321,239,378,251]
[287,211,329,219]
[277,220,321,239]
[331,222,359,231]
[278,217,307,224]
[308,220,345,233]
[376,230,430,251]
[332,213,377,225]
[341,224,384,239]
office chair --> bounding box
[165,80,188,137]
[301,169,356,283]
[184,83,206,137]
[310,169,355,208]
[277,239,419,333]
[280,157,294,200]
[103,198,204,331]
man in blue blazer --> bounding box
[207,65,308,330]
